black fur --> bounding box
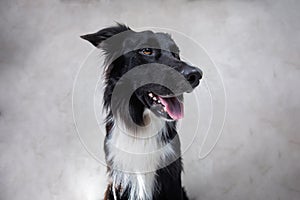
[81,23,202,200]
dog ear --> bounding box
[80,23,131,47]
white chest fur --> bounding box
[105,110,176,200]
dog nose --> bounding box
[182,66,203,88]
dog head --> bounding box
[81,23,202,125]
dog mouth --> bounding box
[146,91,184,121]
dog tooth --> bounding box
[148,93,153,97]
[157,100,161,103]
[153,97,157,101]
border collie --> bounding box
[81,23,202,200]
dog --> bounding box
[81,23,202,200]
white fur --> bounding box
[106,109,176,200]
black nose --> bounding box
[182,65,203,88]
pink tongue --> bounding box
[158,96,184,120]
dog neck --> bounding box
[105,109,178,200]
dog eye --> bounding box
[172,52,180,59]
[141,48,153,56]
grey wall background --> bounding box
[0,0,300,200]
